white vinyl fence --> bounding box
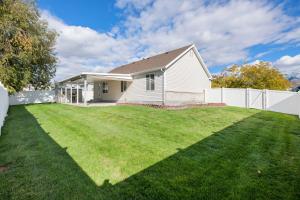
[9,90,56,105]
[0,82,9,135]
[205,88,300,117]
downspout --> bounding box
[161,68,166,106]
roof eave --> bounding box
[58,72,133,84]
[164,44,194,69]
[191,46,212,79]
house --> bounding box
[57,44,212,106]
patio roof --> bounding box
[58,72,133,84]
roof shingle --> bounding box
[110,44,192,74]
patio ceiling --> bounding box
[58,72,133,84]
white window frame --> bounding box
[102,82,108,93]
[121,81,127,92]
[146,73,155,91]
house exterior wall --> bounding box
[164,48,211,105]
[123,70,163,104]
[93,70,164,104]
[100,80,126,101]
[93,81,102,101]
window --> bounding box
[146,74,155,91]
[102,82,108,93]
[121,81,127,92]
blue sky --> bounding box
[37,0,300,80]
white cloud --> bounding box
[40,0,300,80]
[118,0,297,66]
[275,27,300,44]
[41,11,138,80]
[275,54,300,76]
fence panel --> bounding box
[9,90,56,105]
[223,88,247,107]
[205,88,222,103]
[0,82,9,135]
[206,88,300,117]
[249,89,263,110]
[267,90,299,115]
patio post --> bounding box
[65,85,67,103]
[84,76,87,106]
[76,84,79,104]
[70,84,73,104]
[60,87,63,103]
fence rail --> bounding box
[0,82,9,135]
[205,88,300,117]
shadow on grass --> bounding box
[0,105,300,199]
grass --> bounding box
[0,104,300,199]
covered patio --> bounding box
[57,73,132,106]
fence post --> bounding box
[298,92,300,119]
[221,87,224,103]
[265,89,268,110]
[246,88,250,108]
[0,81,9,136]
[203,89,207,103]
[261,90,266,110]
[262,89,268,110]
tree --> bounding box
[0,0,57,93]
[212,62,291,90]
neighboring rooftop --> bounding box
[110,44,193,74]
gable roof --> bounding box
[58,44,212,84]
[110,44,192,74]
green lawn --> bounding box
[0,104,300,199]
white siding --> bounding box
[122,70,163,104]
[164,48,210,104]
[101,80,126,101]
[124,71,163,104]
[92,71,163,104]
[93,81,101,101]
[165,49,211,93]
